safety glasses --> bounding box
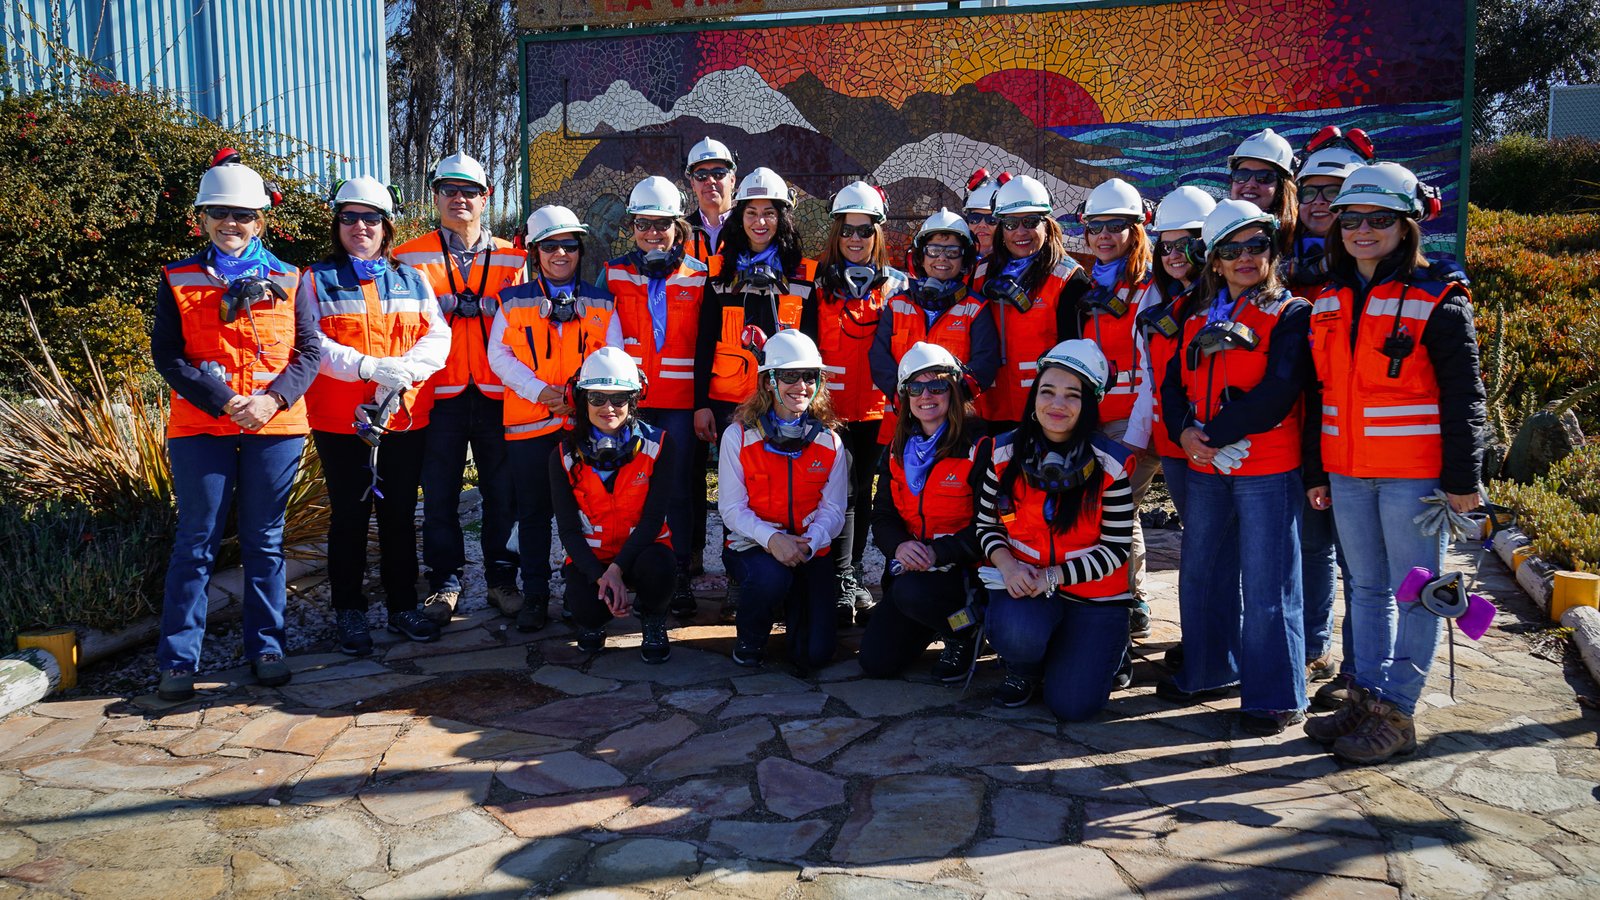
[336,210,385,226]
[1337,211,1400,232]
[1083,219,1134,236]
[586,391,637,408]
[904,379,953,397]
[205,207,260,224]
[435,184,485,199]
[632,218,673,233]
[537,239,581,254]
[838,223,876,240]
[690,167,732,183]
[1155,237,1199,257]
[922,244,964,260]
[964,212,997,226]
[1229,168,1280,186]
[1298,184,1341,204]
[774,369,820,385]
[1000,215,1047,232]
[1213,236,1273,260]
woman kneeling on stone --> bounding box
[976,340,1135,719]
[550,347,679,663]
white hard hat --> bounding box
[526,205,588,244]
[734,167,793,206]
[1152,186,1217,232]
[1332,162,1434,218]
[915,208,972,245]
[831,181,886,222]
[1298,146,1367,182]
[1037,339,1110,399]
[194,153,272,209]
[1228,128,1296,176]
[685,136,736,172]
[1082,178,1145,220]
[332,176,396,217]
[1201,199,1278,251]
[963,169,1009,211]
[758,329,824,372]
[991,174,1052,216]
[627,176,684,218]
[576,346,643,392]
[431,151,489,189]
[896,341,962,392]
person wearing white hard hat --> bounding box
[1156,198,1313,737]
[149,149,321,700]
[487,205,622,632]
[975,174,1092,431]
[304,175,452,656]
[1227,128,1299,256]
[683,136,738,262]
[859,343,990,682]
[548,347,680,663]
[717,329,848,673]
[1074,178,1164,642]
[963,168,1011,257]
[974,340,1137,718]
[395,151,529,626]
[870,209,1000,440]
[1301,162,1484,765]
[812,181,911,626]
[602,176,709,620]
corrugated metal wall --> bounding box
[3,0,388,183]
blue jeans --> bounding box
[987,592,1130,721]
[422,386,517,592]
[638,408,696,571]
[1160,456,1191,520]
[1301,499,1340,661]
[1177,469,1306,714]
[160,433,302,672]
[725,547,837,669]
[1328,474,1445,716]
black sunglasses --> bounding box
[1229,168,1280,186]
[1337,211,1400,231]
[586,391,638,408]
[1000,215,1047,232]
[537,239,581,254]
[436,184,486,199]
[205,207,260,224]
[1083,219,1134,236]
[964,212,997,226]
[632,218,673,233]
[336,210,385,226]
[773,369,820,385]
[1298,184,1341,204]
[1213,236,1273,260]
[690,167,732,183]
[904,379,953,397]
[838,223,876,240]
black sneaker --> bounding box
[336,609,374,657]
[930,635,977,684]
[731,639,764,668]
[640,617,671,665]
[1155,678,1232,704]
[993,673,1037,708]
[1129,605,1152,639]
[1113,654,1133,690]
[387,608,441,643]
[670,571,698,620]
[158,668,196,702]
[576,627,606,654]
[252,653,292,688]
[516,595,549,633]
[835,600,856,629]
[1239,709,1306,737]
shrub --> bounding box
[1499,442,1600,571]
[1470,135,1600,215]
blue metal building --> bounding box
[3,0,388,182]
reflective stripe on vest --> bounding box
[498,286,615,440]
[705,257,813,403]
[606,255,707,410]
[818,269,905,423]
[975,259,1081,423]
[395,231,526,398]
[560,422,672,562]
[304,261,437,434]
[1083,276,1153,423]
[888,439,981,541]
[730,422,838,555]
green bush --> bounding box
[1499,442,1600,571]
[1470,135,1600,215]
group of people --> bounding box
[152,124,1486,766]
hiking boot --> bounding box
[252,653,292,688]
[516,595,549,633]
[336,609,373,657]
[1113,653,1134,690]
[640,616,671,665]
[930,634,978,684]
[1155,678,1231,704]
[576,627,606,654]
[1332,697,1417,764]
[720,581,740,624]
[1305,685,1372,745]
[158,668,195,702]
[670,571,698,620]
[841,565,874,623]
[1239,709,1306,737]
[1306,652,1336,683]
[993,673,1038,708]
[1129,604,1152,639]
[387,608,441,643]
[731,639,764,668]
[487,585,525,617]
[835,600,857,629]
[1312,672,1356,711]
[422,589,459,625]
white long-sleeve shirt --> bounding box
[307,268,452,384]
[1120,280,1162,451]
[485,305,623,400]
[717,420,848,558]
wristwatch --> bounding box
[267,391,288,411]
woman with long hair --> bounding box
[717,330,848,675]
[1226,129,1299,257]
[962,168,1009,258]
[976,340,1135,719]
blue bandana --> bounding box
[1297,234,1326,254]
[351,256,388,282]
[1001,253,1035,281]
[1091,258,1125,289]
[1207,286,1236,325]
[736,247,781,274]
[211,237,286,284]
[902,421,946,496]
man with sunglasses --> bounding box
[683,136,738,263]
[395,152,529,626]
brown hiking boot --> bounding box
[1306,653,1336,683]
[422,589,459,624]
[1312,672,1355,711]
[487,585,525,617]
[1304,685,1370,745]
[1332,697,1417,764]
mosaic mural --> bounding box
[522,0,1469,263]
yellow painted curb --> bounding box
[1552,571,1600,623]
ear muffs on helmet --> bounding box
[264,180,282,208]
[1417,183,1443,221]
[328,178,346,206]
[1184,232,1206,268]
[1305,125,1377,161]
[1142,198,1156,226]
[966,169,989,193]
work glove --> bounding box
[1413,489,1479,540]
[1211,438,1253,474]
[370,358,415,392]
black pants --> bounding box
[858,568,973,678]
[314,429,427,613]
[507,433,563,597]
[831,420,881,577]
[564,542,676,629]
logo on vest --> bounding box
[941,472,961,485]
[632,472,648,486]
[808,459,825,472]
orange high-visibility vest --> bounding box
[1145,290,1194,459]
[395,230,526,400]
[816,268,907,423]
[888,437,986,541]
[559,421,672,562]
[1080,271,1155,423]
[877,287,987,442]
[605,252,706,410]
[974,258,1083,423]
[496,282,615,440]
[705,257,814,403]
[990,432,1129,600]
[730,420,840,556]
[303,260,437,433]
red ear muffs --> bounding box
[1143,198,1156,226]
[1417,184,1442,221]
[966,169,990,192]
[996,172,1013,186]
[1346,128,1376,160]
[1074,199,1087,223]
[636,371,650,404]
[563,375,579,412]
[1305,125,1342,155]
[265,181,282,207]
[872,184,888,208]
[211,147,240,168]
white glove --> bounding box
[1212,438,1253,474]
[358,355,379,381]
[1413,489,1480,540]
[978,566,1007,591]
[370,358,415,392]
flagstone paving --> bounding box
[1,530,1597,898]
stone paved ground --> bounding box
[1,530,1597,899]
